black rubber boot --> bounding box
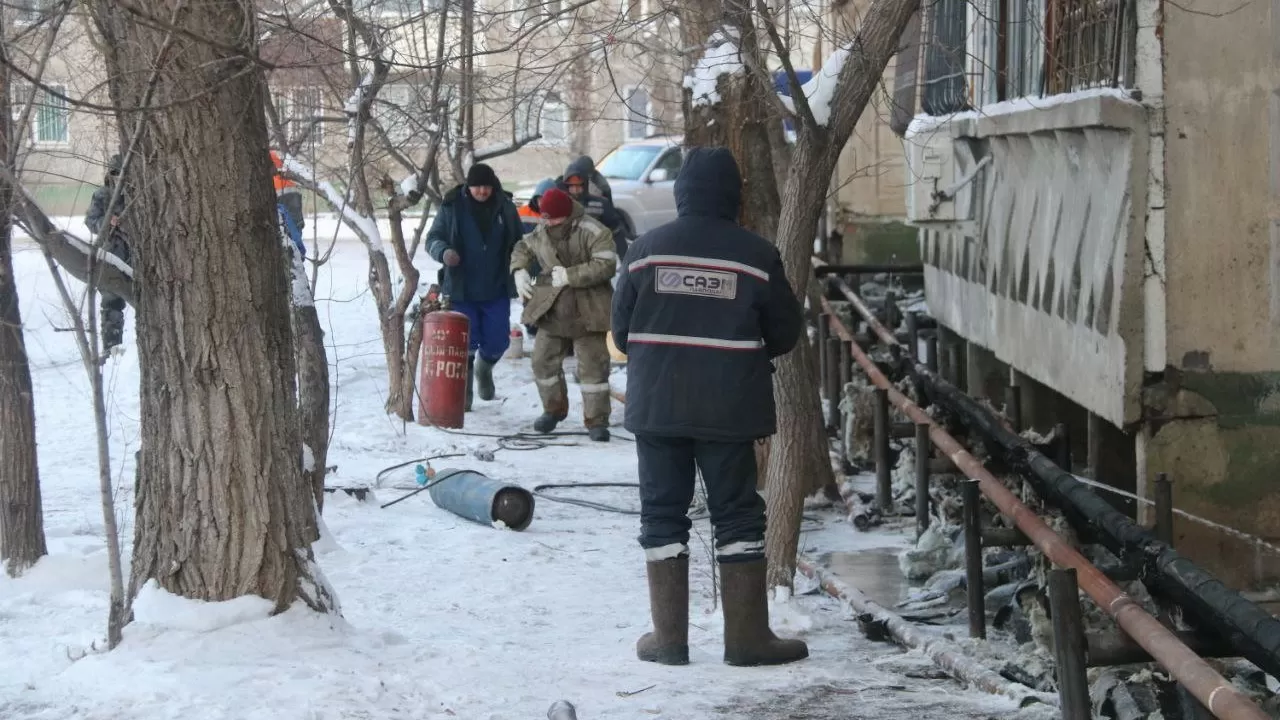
[636,555,689,665]
[474,356,496,401]
[588,426,611,442]
[464,356,475,412]
[533,413,564,433]
[719,559,809,666]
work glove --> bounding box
[551,266,568,288]
[442,249,461,267]
[515,269,534,301]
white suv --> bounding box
[596,135,683,238]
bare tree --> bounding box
[87,0,335,611]
[760,0,921,589]
[0,24,46,576]
[263,0,564,422]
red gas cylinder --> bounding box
[417,309,471,429]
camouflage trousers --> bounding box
[531,331,612,428]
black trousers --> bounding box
[635,434,766,564]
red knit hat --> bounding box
[539,187,573,220]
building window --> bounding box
[288,87,324,146]
[515,92,569,145]
[374,0,421,14]
[623,86,653,141]
[623,0,650,21]
[33,85,68,145]
[919,0,1135,115]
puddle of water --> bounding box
[819,548,909,607]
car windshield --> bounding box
[598,145,662,181]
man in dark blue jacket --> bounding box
[426,163,523,410]
[612,146,807,668]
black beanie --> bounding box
[466,163,499,188]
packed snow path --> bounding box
[0,218,1048,719]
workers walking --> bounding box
[510,187,617,441]
[611,147,807,667]
[426,163,524,411]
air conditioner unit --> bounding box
[905,129,958,223]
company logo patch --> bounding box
[654,267,737,299]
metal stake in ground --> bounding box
[915,422,931,538]
[817,313,830,397]
[1155,472,1174,545]
[874,387,892,513]
[1048,568,1090,720]
[962,479,986,639]
[826,335,842,431]
[1005,382,1022,433]
[905,312,919,362]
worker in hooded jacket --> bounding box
[510,187,617,441]
[611,146,807,667]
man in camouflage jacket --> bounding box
[510,187,617,441]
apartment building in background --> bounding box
[904,0,1280,589]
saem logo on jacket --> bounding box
[655,267,738,300]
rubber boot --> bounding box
[533,413,564,433]
[636,555,689,665]
[474,356,496,401]
[719,559,809,666]
[464,356,475,412]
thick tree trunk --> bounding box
[760,0,923,589]
[94,0,332,612]
[679,4,781,240]
[289,248,330,512]
[0,153,47,577]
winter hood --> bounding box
[674,146,742,221]
[563,156,596,182]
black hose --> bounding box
[379,468,470,509]
[910,363,1280,680]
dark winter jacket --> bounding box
[557,156,613,202]
[426,184,523,303]
[611,147,803,441]
[85,177,127,237]
[557,162,628,256]
[84,176,131,265]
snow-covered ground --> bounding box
[0,216,1040,719]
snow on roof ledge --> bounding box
[906,87,1141,138]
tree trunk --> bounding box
[679,3,781,241]
[94,0,332,612]
[0,107,47,576]
[290,247,330,512]
[763,140,845,588]
[760,0,923,589]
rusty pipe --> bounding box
[820,296,1269,720]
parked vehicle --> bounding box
[595,135,683,238]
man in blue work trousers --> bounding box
[612,146,808,667]
[426,163,524,411]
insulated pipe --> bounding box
[797,556,1059,708]
[817,295,1270,720]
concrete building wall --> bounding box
[829,0,912,265]
[914,92,1150,428]
[1135,0,1280,588]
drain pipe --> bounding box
[820,297,1270,720]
